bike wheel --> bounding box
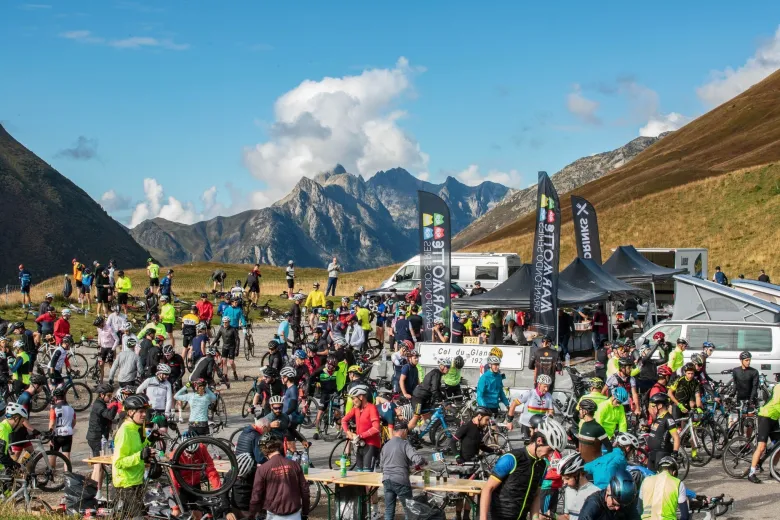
[209,395,228,425]
[247,335,255,358]
[66,382,93,412]
[484,430,511,452]
[365,338,382,360]
[14,496,52,514]
[261,352,270,367]
[768,443,780,483]
[309,479,321,510]
[681,427,714,467]
[29,450,72,491]
[228,427,244,450]
[68,353,89,379]
[433,427,454,453]
[299,397,318,429]
[171,437,238,496]
[30,389,50,413]
[241,389,255,418]
[328,438,355,470]
[676,449,690,481]
[722,435,754,479]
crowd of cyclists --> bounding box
[0,259,777,520]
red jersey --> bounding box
[195,300,214,324]
[341,403,381,448]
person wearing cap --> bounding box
[211,315,240,381]
[35,307,57,338]
[304,282,326,330]
[38,293,55,318]
[160,294,177,349]
[530,334,562,392]
[285,260,295,296]
[181,305,200,361]
[379,418,426,520]
[114,270,132,315]
[195,293,214,335]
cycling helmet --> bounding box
[61,309,71,317]
[676,337,689,346]
[280,366,297,379]
[222,316,230,323]
[535,417,567,452]
[236,452,255,478]
[629,468,645,491]
[433,317,444,325]
[702,341,715,350]
[656,365,673,378]
[453,355,465,369]
[122,322,133,331]
[95,383,113,395]
[740,351,752,360]
[196,322,207,331]
[438,357,452,367]
[649,392,670,405]
[52,387,66,398]
[588,377,605,390]
[264,367,279,379]
[144,287,152,296]
[489,347,504,358]
[618,357,634,368]
[184,440,201,454]
[206,346,217,356]
[348,384,370,397]
[155,335,165,344]
[191,378,206,387]
[557,452,585,476]
[30,374,47,386]
[6,403,28,419]
[162,345,174,355]
[682,362,696,373]
[536,374,552,386]
[269,395,284,406]
[614,432,640,449]
[156,363,171,375]
[543,334,554,343]
[578,399,598,415]
[401,340,415,351]
[293,293,305,302]
[305,343,318,352]
[529,414,546,429]
[268,340,279,350]
[123,394,150,410]
[473,407,494,418]
[160,295,169,301]
[326,355,338,366]
[657,455,679,474]
[347,365,363,374]
[126,337,137,348]
[93,316,104,326]
[690,353,704,365]
[12,340,24,351]
[407,350,419,358]
[486,355,501,365]
[652,331,665,342]
[334,338,348,348]
[62,334,74,345]
[294,349,306,360]
[612,387,630,405]
[609,468,636,507]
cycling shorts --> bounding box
[222,346,236,360]
[20,285,30,295]
[249,283,260,293]
[183,335,195,348]
[164,323,174,334]
[149,277,160,287]
[100,347,115,363]
[287,279,294,289]
[50,435,73,453]
[117,293,129,305]
[411,395,432,416]
[318,392,336,411]
[355,444,378,472]
[88,439,102,457]
[49,370,63,385]
[757,416,777,443]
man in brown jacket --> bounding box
[250,434,310,520]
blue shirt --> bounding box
[282,384,299,417]
[222,306,246,328]
[190,335,208,360]
[277,321,291,339]
[477,370,510,408]
[714,271,727,284]
[583,448,627,489]
[160,276,172,296]
[400,364,419,392]
[19,270,31,286]
[376,303,387,326]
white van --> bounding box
[380,252,523,291]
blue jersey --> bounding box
[377,401,397,426]
[160,276,172,296]
[19,270,31,287]
[277,321,291,339]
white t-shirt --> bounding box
[564,482,600,520]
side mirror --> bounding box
[394,274,401,282]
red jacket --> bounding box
[54,318,70,345]
[169,444,221,491]
[196,300,214,324]
[341,403,381,448]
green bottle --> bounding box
[340,454,347,477]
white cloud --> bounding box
[130,178,199,227]
[243,57,429,193]
[566,84,601,124]
[697,26,780,107]
[455,164,523,187]
[639,112,693,137]
[59,30,189,50]
[100,190,131,212]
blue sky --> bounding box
[3,1,780,226]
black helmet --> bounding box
[453,355,465,369]
[267,340,279,350]
[578,398,598,415]
[326,354,338,365]
[144,287,151,296]
[676,337,689,346]
[608,468,636,507]
[618,357,634,368]
[30,374,47,386]
[739,351,752,360]
[657,456,679,474]
[473,407,493,418]
[124,394,150,410]
[93,316,104,326]
[95,383,113,395]
[649,392,670,405]
[682,362,696,373]
[52,387,66,398]
[529,414,546,429]
[690,353,704,365]
[263,367,279,379]
[11,322,24,331]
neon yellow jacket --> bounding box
[594,399,628,438]
[160,303,176,324]
[0,421,13,470]
[115,276,132,294]
[112,420,150,488]
[759,384,780,420]
[304,290,326,309]
[668,348,684,373]
[639,471,683,520]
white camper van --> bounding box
[380,253,523,291]
[630,248,708,307]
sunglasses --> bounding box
[271,406,283,411]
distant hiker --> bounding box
[758,269,771,283]
[326,257,341,297]
[245,266,261,306]
[712,266,728,285]
[18,264,32,309]
[286,260,295,297]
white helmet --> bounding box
[357,286,365,293]
[486,355,501,365]
[438,357,452,367]
[614,432,640,449]
[557,452,585,476]
[62,309,71,316]
[535,417,567,452]
[348,384,370,397]
[45,293,54,299]
[156,363,171,375]
[6,402,28,419]
[280,366,297,379]
[236,452,255,478]
[434,317,445,325]
[293,293,305,302]
[536,374,552,385]
[269,395,284,406]
[122,322,133,331]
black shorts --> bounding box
[756,416,777,443]
[76,281,83,289]
[164,323,174,334]
[183,335,195,348]
[49,370,63,385]
[411,395,433,416]
[287,279,294,289]
[249,283,259,294]
[118,293,129,305]
[100,348,114,363]
[50,435,73,452]
[150,278,160,287]
[96,291,109,303]
[318,392,335,411]
[81,286,90,295]
[222,346,236,359]
[355,445,378,471]
[88,439,102,457]
[20,285,30,295]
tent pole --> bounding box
[556,313,560,349]
[651,282,659,327]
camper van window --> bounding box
[451,266,460,280]
[737,328,772,352]
[475,266,499,281]
[508,265,521,278]
[688,326,772,352]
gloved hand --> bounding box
[677,403,688,413]
[695,408,703,414]
[30,429,41,437]
[108,379,114,387]
[141,447,153,461]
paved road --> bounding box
[36,326,774,519]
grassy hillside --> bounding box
[464,163,780,277]
[467,69,780,250]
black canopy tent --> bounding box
[452,264,609,311]
[560,257,648,300]
[602,245,687,324]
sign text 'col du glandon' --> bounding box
[418,191,452,342]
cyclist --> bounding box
[195,293,214,335]
[667,338,688,375]
[530,335,561,391]
[189,323,209,366]
[432,317,450,343]
[174,378,217,435]
[48,387,75,468]
[160,295,177,350]
[577,468,640,520]
[747,381,780,483]
[211,269,227,293]
[577,399,612,463]
[168,437,222,514]
[477,355,510,414]
[558,452,599,520]
[265,339,285,372]
[162,345,185,390]
[636,455,689,519]
[144,288,160,322]
[645,392,680,472]
[87,383,117,500]
[594,387,629,438]
[53,310,71,346]
[95,315,119,383]
[181,305,200,360]
[635,341,668,395]
[311,356,339,439]
[0,403,28,471]
[211,316,240,382]
[345,365,371,412]
[137,363,173,432]
[280,366,308,454]
[408,357,450,430]
[376,388,400,436]
[253,366,283,416]
[189,345,224,388]
[10,340,32,396]
[234,411,269,510]
[290,293,305,342]
[249,433,310,520]
[304,282,326,330]
[230,280,245,301]
[731,351,759,405]
[650,366,673,399]
[112,394,154,517]
[478,419,565,520]
[341,384,381,471]
[47,335,71,388]
[578,378,608,411]
[605,358,639,414]
[507,374,554,435]
[264,395,289,441]
[689,353,715,395]
[668,363,702,420]
[398,348,420,399]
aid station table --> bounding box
[305,468,486,520]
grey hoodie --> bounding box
[379,436,425,487]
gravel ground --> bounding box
[31,326,773,519]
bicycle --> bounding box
[0,465,52,514]
[409,401,458,449]
[243,322,256,361]
[314,392,345,442]
[29,369,93,413]
[690,494,734,520]
[676,411,716,467]
[721,422,780,480]
[36,339,90,380]
[13,431,73,492]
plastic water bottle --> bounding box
[292,452,301,464]
[100,436,107,456]
[565,353,571,367]
[340,454,348,477]
[301,451,309,475]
